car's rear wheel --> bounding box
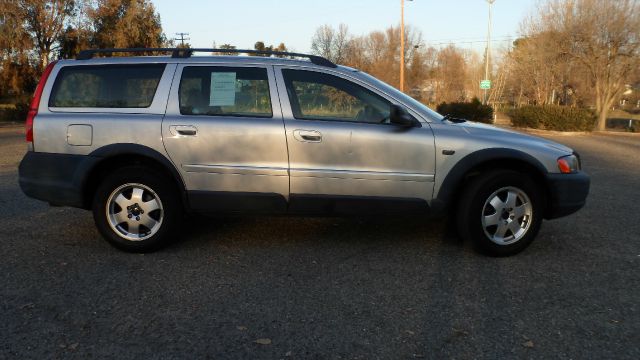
[92,166,182,252]
[457,170,543,256]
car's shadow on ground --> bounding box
[172,213,465,252]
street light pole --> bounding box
[484,0,495,105]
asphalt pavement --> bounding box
[1,126,638,359]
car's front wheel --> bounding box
[92,166,182,252]
[457,170,544,256]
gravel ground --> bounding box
[1,126,638,359]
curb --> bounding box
[511,128,591,136]
[494,125,589,136]
[495,125,640,137]
[591,130,640,137]
[0,122,22,128]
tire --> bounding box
[92,165,182,252]
[457,170,544,256]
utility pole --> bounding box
[175,32,190,47]
[483,0,495,105]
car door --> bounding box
[274,66,436,214]
[162,63,289,213]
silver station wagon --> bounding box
[18,48,590,256]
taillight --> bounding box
[26,61,57,143]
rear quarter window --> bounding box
[48,64,166,108]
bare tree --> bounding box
[406,45,437,100]
[311,25,333,59]
[532,0,640,130]
[435,45,468,103]
[332,24,350,63]
[505,33,570,105]
[347,25,422,89]
[311,24,351,63]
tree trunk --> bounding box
[597,108,608,131]
[594,80,607,131]
[39,49,50,72]
[596,84,621,131]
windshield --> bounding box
[357,71,444,121]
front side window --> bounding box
[179,66,272,118]
[49,64,166,108]
[282,69,391,124]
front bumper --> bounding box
[19,151,99,208]
[544,171,590,219]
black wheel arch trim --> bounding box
[432,148,549,215]
[85,143,188,209]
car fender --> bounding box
[431,148,549,215]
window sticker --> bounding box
[210,72,236,106]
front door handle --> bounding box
[170,125,198,136]
[293,129,322,143]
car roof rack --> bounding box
[76,48,337,68]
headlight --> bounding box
[557,154,581,173]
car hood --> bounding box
[450,121,574,154]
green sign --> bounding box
[480,80,491,89]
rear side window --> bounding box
[179,66,272,118]
[49,64,166,108]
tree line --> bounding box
[311,0,639,130]
[310,23,489,107]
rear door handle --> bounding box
[293,129,322,143]
[170,125,197,136]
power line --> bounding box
[427,35,515,42]
[428,37,516,47]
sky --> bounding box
[153,0,538,54]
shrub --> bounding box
[436,98,494,124]
[508,105,596,132]
[0,103,29,123]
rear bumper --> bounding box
[19,151,99,208]
[544,171,590,219]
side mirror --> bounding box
[389,104,417,127]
